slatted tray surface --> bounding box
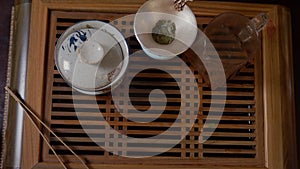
[44,11,264,167]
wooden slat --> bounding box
[50,137,195,144]
[203,140,256,146]
[52,128,255,138]
[50,119,256,130]
[52,146,187,153]
[51,111,255,121]
[52,103,181,110]
[52,128,201,136]
[202,91,254,96]
[202,132,255,138]
[200,107,255,113]
[202,115,255,121]
[34,162,268,169]
[199,83,255,88]
[203,149,256,154]
[202,99,255,105]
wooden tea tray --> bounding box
[18,0,297,169]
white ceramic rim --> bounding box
[54,20,129,94]
[133,0,197,60]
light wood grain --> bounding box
[262,6,298,169]
[23,0,48,168]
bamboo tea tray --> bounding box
[19,0,297,169]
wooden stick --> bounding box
[5,86,90,169]
[23,107,68,169]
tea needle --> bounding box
[5,86,90,169]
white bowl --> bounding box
[134,0,198,60]
[55,20,129,95]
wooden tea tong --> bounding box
[5,86,90,169]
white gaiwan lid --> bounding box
[55,21,129,94]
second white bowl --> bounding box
[134,0,198,60]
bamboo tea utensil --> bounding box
[4,86,90,169]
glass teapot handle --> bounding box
[238,13,270,43]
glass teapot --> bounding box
[202,12,270,84]
[172,0,270,86]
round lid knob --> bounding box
[79,40,105,65]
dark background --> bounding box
[0,0,299,167]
